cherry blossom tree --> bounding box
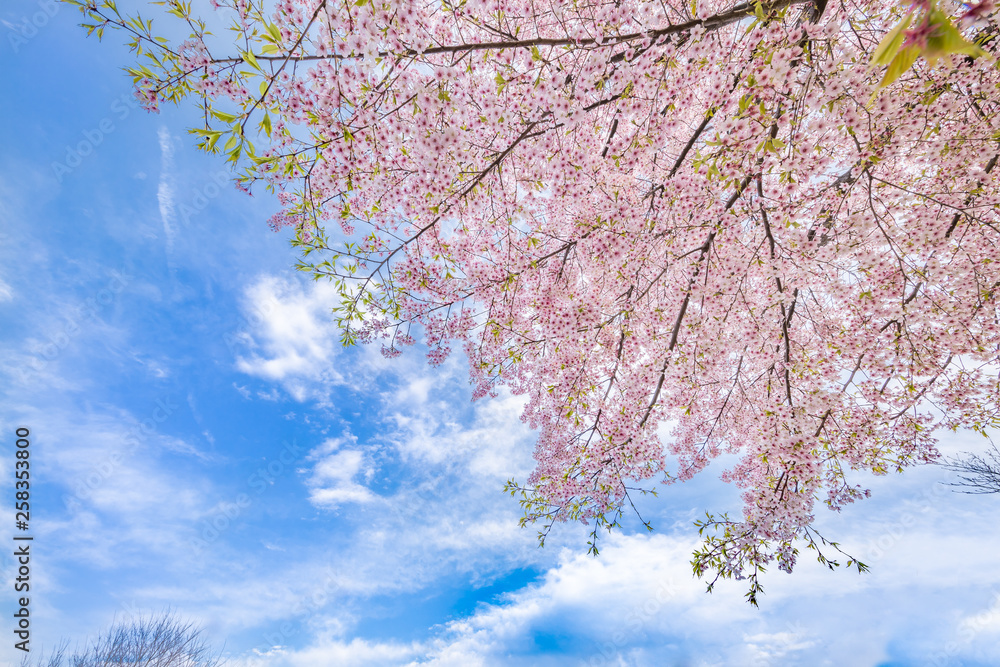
[71,0,1000,603]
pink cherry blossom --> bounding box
[77,0,1000,603]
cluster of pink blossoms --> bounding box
[91,0,1000,596]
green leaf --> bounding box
[212,109,240,123]
[871,14,912,67]
[879,44,920,88]
[243,50,261,71]
[923,11,988,65]
[266,23,282,43]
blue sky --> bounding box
[2,2,1000,665]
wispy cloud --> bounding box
[234,274,344,400]
[157,125,176,272]
[305,436,377,508]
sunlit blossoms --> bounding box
[75,0,1000,603]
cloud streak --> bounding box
[157,125,177,273]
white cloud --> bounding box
[232,639,425,667]
[258,388,282,401]
[0,276,13,302]
[378,358,536,482]
[743,629,817,665]
[227,533,748,666]
[960,593,1000,636]
[306,446,376,508]
[235,274,344,400]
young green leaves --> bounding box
[872,4,989,90]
